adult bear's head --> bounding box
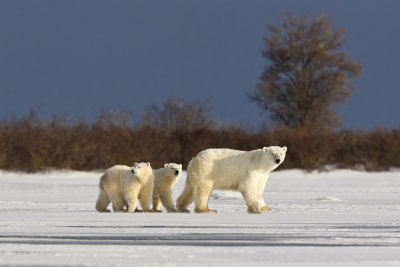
[262,146,287,171]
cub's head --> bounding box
[263,146,287,169]
[164,163,183,178]
[131,162,152,178]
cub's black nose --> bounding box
[175,170,179,175]
[275,159,280,164]
[131,170,135,174]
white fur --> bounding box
[95,162,154,213]
[152,163,183,212]
[176,146,287,213]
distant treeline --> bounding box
[0,107,399,172]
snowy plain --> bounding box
[0,169,399,266]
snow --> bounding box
[0,169,399,266]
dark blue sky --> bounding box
[1,1,399,129]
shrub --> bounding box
[0,110,399,172]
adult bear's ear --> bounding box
[147,162,150,167]
[263,147,268,153]
[164,163,169,168]
[282,146,287,152]
[179,164,182,169]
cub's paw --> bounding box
[166,209,177,213]
[97,209,111,213]
[177,209,190,213]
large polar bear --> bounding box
[176,146,287,213]
[152,163,183,212]
[95,162,154,213]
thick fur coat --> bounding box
[152,163,183,212]
[95,162,154,212]
[176,146,287,213]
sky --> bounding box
[1,0,399,130]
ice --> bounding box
[0,169,399,266]
[211,190,242,200]
[314,197,343,202]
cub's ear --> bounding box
[146,162,150,167]
[179,164,182,168]
[282,146,287,152]
[164,163,169,168]
[263,147,268,153]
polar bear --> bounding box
[152,163,183,212]
[176,146,287,213]
[95,162,154,213]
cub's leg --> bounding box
[139,184,153,212]
[109,191,124,212]
[124,185,140,213]
[152,189,162,212]
[95,188,111,212]
[159,186,177,212]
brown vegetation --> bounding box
[0,104,399,172]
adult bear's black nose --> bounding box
[175,170,179,175]
[275,159,280,164]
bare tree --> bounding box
[250,13,362,130]
[141,97,212,133]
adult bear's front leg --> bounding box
[260,205,271,212]
[239,181,268,213]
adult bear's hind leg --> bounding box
[176,182,194,212]
[194,180,216,214]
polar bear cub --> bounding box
[152,163,183,212]
[176,146,287,213]
[95,162,154,212]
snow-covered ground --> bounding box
[0,169,399,266]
